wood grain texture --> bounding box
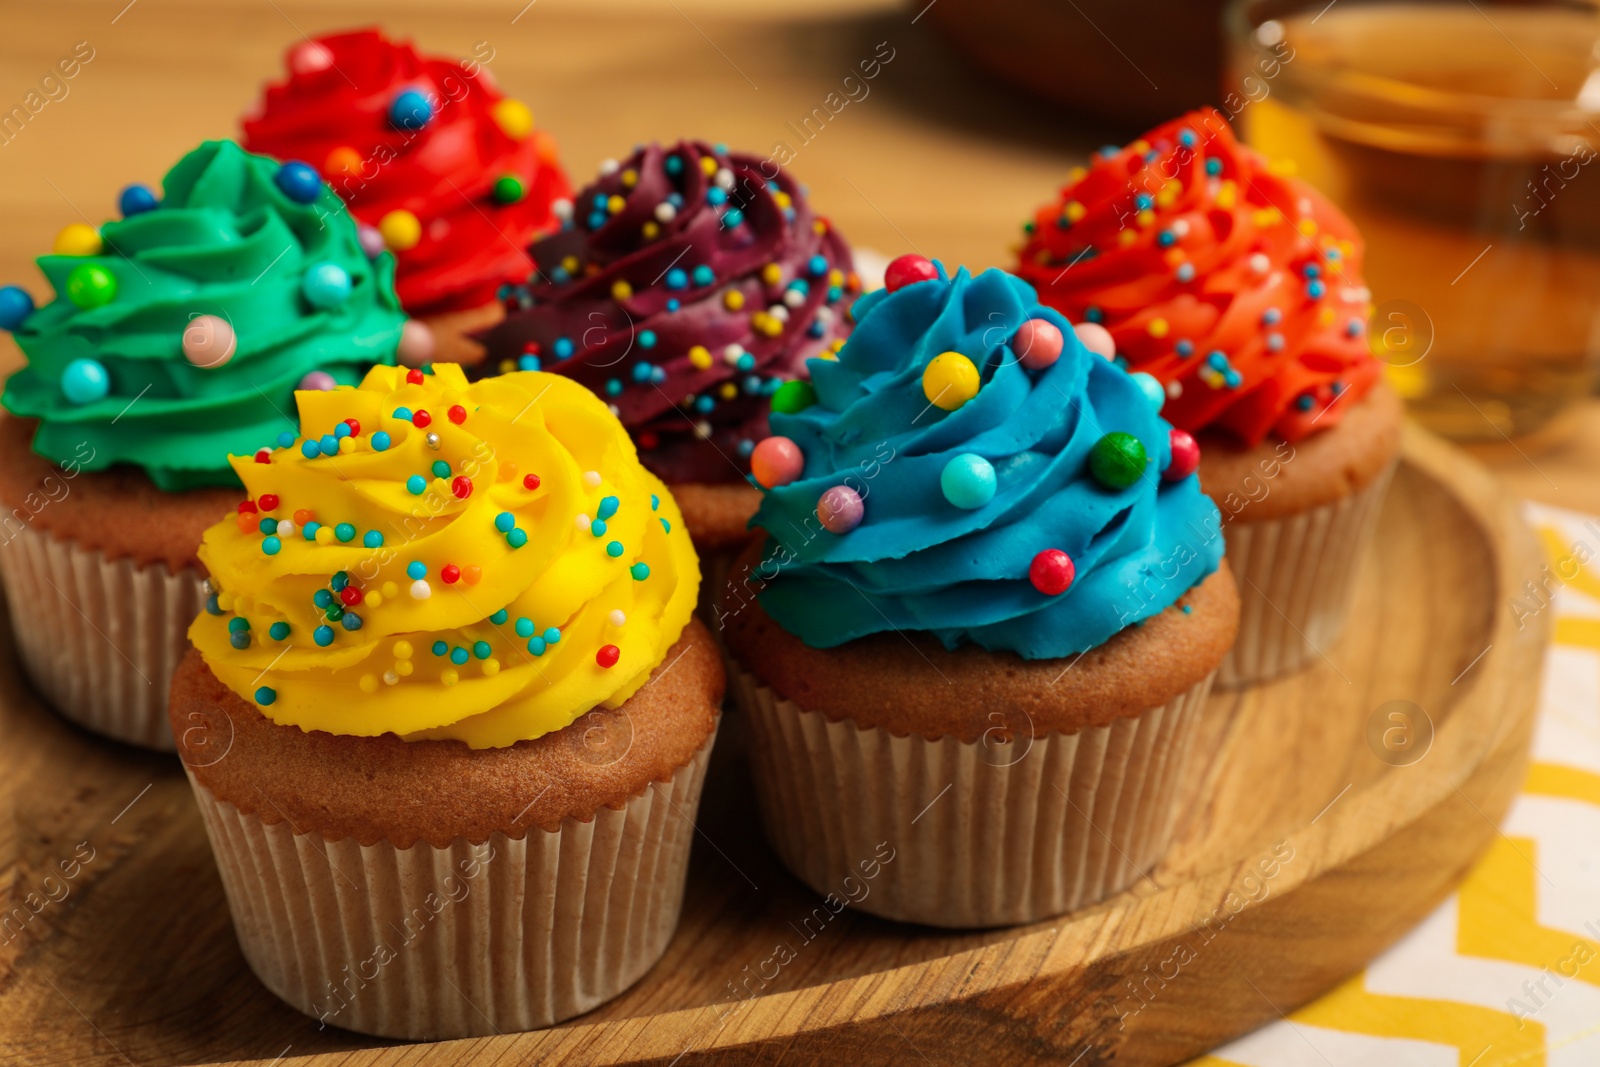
[0,426,1547,1066]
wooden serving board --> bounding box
[0,424,1547,1066]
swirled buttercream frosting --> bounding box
[476,139,856,485]
[1,140,404,491]
[747,261,1222,660]
[243,28,572,316]
[189,363,699,748]
[1015,109,1378,446]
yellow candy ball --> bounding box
[359,674,379,694]
[393,639,413,660]
[441,668,459,687]
[315,526,335,545]
[482,658,501,676]
[723,290,744,311]
[491,98,533,140]
[922,352,980,411]
[379,209,422,252]
[396,659,415,677]
[54,223,102,257]
[688,345,712,370]
[365,591,383,608]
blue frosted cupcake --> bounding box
[719,257,1238,927]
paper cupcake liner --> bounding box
[186,726,716,1041]
[1219,460,1396,688]
[728,664,1214,928]
[0,524,202,750]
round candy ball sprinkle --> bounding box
[940,453,997,510]
[771,379,817,414]
[817,485,864,534]
[274,161,323,204]
[357,224,386,260]
[379,209,422,252]
[750,435,804,488]
[325,146,363,178]
[255,686,276,706]
[1014,318,1064,370]
[492,98,533,139]
[1165,428,1201,482]
[66,264,116,309]
[1074,321,1117,360]
[1129,371,1166,411]
[596,644,621,669]
[182,315,237,368]
[53,223,102,257]
[289,40,334,75]
[922,351,980,411]
[492,174,525,203]
[883,253,938,292]
[1029,549,1076,596]
[1089,431,1148,490]
[396,319,436,367]
[0,286,35,331]
[60,358,110,404]
[298,370,337,391]
[301,261,352,309]
[389,89,434,131]
[119,184,159,217]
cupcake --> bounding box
[1016,109,1401,686]
[0,139,404,749]
[719,260,1238,928]
[173,364,720,1039]
[242,28,572,365]
[475,139,857,553]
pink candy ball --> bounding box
[289,41,334,76]
[751,435,804,488]
[357,224,387,260]
[1165,428,1201,482]
[1074,322,1117,360]
[182,315,237,368]
[817,485,864,534]
[1014,318,1065,370]
[298,370,337,392]
[397,319,436,367]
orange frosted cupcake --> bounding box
[1017,109,1400,685]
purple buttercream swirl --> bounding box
[476,140,855,484]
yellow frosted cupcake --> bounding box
[172,363,721,1038]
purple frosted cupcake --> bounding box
[477,140,856,549]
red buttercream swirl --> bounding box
[1016,109,1378,446]
[242,28,571,317]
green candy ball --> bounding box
[1089,431,1147,490]
[771,379,817,415]
[492,174,525,204]
[66,264,117,309]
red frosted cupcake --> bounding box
[243,29,571,365]
[1017,109,1401,685]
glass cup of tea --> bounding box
[1227,0,1600,443]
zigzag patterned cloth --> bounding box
[1191,503,1600,1067]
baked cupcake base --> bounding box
[0,414,237,749]
[171,620,724,1039]
[1200,382,1403,687]
[721,561,1238,928]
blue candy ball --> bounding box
[1129,371,1166,412]
[60,358,110,404]
[389,89,433,131]
[940,453,997,510]
[274,161,323,204]
[118,183,159,217]
[0,286,34,331]
[301,261,352,309]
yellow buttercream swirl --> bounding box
[188,363,699,748]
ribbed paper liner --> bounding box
[1219,460,1396,688]
[186,729,716,1041]
[729,665,1214,928]
[0,524,202,750]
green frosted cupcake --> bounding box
[0,139,409,749]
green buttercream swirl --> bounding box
[3,139,404,490]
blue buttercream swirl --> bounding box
[749,264,1224,660]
